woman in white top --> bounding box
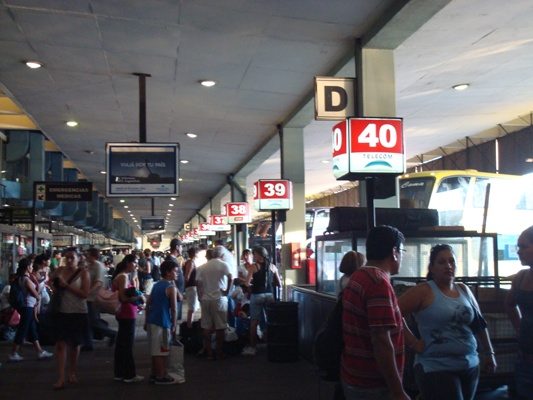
[9,257,53,362]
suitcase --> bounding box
[326,207,439,233]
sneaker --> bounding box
[113,377,123,381]
[154,376,177,385]
[123,375,144,383]
[174,376,186,384]
[38,350,53,360]
[241,346,256,356]
[9,353,24,362]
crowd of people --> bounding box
[1,239,282,388]
[1,223,531,398]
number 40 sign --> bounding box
[332,117,405,179]
[253,179,293,211]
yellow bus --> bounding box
[398,169,533,276]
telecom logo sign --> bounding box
[209,215,231,232]
[197,222,215,236]
[331,120,349,179]
[253,179,293,211]
[331,118,404,179]
[225,202,251,224]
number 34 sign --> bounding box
[332,117,405,179]
[253,179,293,211]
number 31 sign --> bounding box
[253,179,293,211]
[332,117,404,179]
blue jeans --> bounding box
[14,306,38,345]
[414,363,479,400]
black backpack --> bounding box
[313,293,344,381]
[8,277,26,311]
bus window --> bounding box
[399,177,435,208]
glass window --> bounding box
[399,177,435,208]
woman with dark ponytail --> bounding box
[112,253,145,383]
[241,246,281,356]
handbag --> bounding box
[94,287,120,315]
[458,283,487,334]
[168,334,185,382]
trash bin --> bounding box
[266,301,299,362]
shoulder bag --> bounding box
[458,283,487,334]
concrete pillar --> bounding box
[356,45,399,209]
[280,126,307,286]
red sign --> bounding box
[225,202,251,224]
[253,179,293,211]
[332,120,349,179]
[331,117,404,179]
[210,214,231,232]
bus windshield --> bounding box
[399,177,435,209]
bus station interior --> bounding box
[0,1,533,398]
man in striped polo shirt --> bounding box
[341,225,410,400]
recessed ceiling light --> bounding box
[186,132,197,138]
[25,61,43,69]
[169,204,174,207]
[180,160,189,164]
[66,120,78,127]
[178,178,183,182]
[124,206,129,209]
[526,158,533,163]
[321,160,330,164]
[170,197,177,201]
[100,170,106,174]
[120,199,125,203]
[200,80,216,87]
[452,83,470,91]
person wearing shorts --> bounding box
[145,260,179,385]
[196,246,232,360]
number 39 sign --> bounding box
[253,179,293,211]
[332,117,404,179]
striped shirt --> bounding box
[341,266,404,388]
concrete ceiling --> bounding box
[1,0,533,238]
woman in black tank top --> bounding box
[506,225,533,398]
[241,246,282,356]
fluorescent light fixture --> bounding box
[321,160,330,164]
[180,160,189,164]
[120,199,125,203]
[452,83,470,91]
[200,80,216,87]
[169,204,174,207]
[124,206,129,209]
[25,61,42,69]
[186,132,197,138]
[66,120,78,127]
[526,158,533,163]
[170,197,177,201]
[178,178,183,182]
[100,170,106,174]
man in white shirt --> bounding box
[196,246,232,360]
